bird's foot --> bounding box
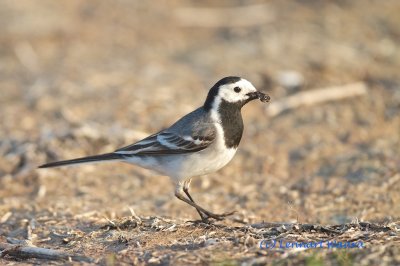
[200,210,236,222]
[186,210,236,225]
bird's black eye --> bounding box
[234,86,241,93]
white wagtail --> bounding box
[39,76,270,221]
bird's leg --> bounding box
[182,179,208,221]
[175,181,235,221]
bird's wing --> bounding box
[114,125,216,155]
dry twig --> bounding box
[267,82,368,117]
[0,243,93,263]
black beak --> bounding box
[246,91,270,103]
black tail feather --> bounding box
[38,153,123,168]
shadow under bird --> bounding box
[39,76,270,221]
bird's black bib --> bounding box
[218,99,244,148]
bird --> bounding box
[39,76,270,221]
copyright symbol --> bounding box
[259,239,275,249]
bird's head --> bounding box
[204,76,270,111]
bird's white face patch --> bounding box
[217,78,257,103]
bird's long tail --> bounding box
[38,153,123,168]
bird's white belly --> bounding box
[178,144,237,178]
[123,145,236,180]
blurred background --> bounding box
[0,0,399,239]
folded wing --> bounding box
[114,127,215,156]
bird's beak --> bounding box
[246,91,270,103]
